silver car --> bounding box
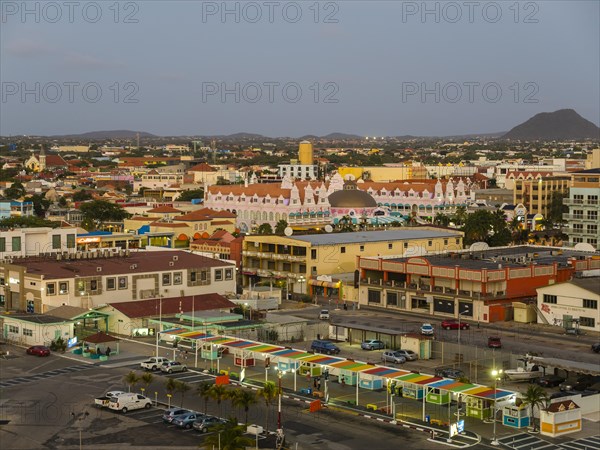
[381,350,406,364]
[394,349,417,361]
[160,361,188,373]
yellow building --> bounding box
[338,166,426,181]
[298,141,314,165]
[242,228,463,297]
[512,173,570,217]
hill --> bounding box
[503,109,600,140]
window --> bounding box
[444,239,448,245]
[311,249,317,260]
[0,237,5,252]
[589,195,599,205]
[225,268,233,280]
[90,280,98,291]
[174,272,182,284]
[200,271,207,281]
[215,270,223,281]
[573,237,583,244]
[387,292,398,306]
[190,271,197,282]
[588,239,598,246]
[162,273,171,286]
[23,328,33,337]
[388,243,393,250]
[118,277,127,289]
[8,325,18,333]
[299,264,306,273]
[573,224,583,232]
[12,236,21,252]
[26,300,34,313]
[52,235,61,249]
[455,238,460,245]
[404,242,409,248]
[543,294,557,304]
[46,283,56,295]
[107,278,116,290]
[587,224,597,234]
[59,282,68,294]
[580,317,595,328]
[360,245,364,252]
[367,289,381,304]
[341,247,346,254]
[67,234,76,248]
[588,211,598,220]
[583,299,598,309]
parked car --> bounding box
[420,323,434,336]
[193,416,228,433]
[160,361,187,373]
[26,345,50,356]
[381,350,407,364]
[310,340,340,355]
[319,310,330,320]
[394,349,418,361]
[172,412,205,429]
[435,368,465,379]
[537,374,566,387]
[560,375,599,392]
[108,393,152,413]
[487,337,502,349]
[441,320,470,330]
[94,391,127,408]
[361,340,385,351]
[162,408,192,423]
[592,343,600,353]
[141,356,170,371]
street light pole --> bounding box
[491,369,503,446]
[155,295,163,357]
[277,369,283,431]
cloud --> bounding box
[63,53,126,70]
[4,39,54,58]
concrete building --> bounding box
[564,169,600,249]
[0,250,236,314]
[0,200,34,219]
[536,278,600,333]
[0,227,77,259]
[0,313,74,346]
[357,246,599,323]
[243,228,464,296]
[278,164,318,180]
[511,172,570,218]
[585,149,600,170]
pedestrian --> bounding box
[340,375,345,387]
[184,350,189,361]
[105,346,111,357]
[313,377,317,388]
[317,378,321,390]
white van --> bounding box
[108,393,152,413]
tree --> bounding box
[202,419,254,450]
[0,216,59,229]
[140,372,154,394]
[73,190,93,202]
[229,388,257,424]
[545,191,568,228]
[176,380,191,407]
[177,189,204,202]
[210,384,229,417]
[462,209,511,247]
[256,223,273,235]
[522,384,549,432]
[337,215,355,232]
[24,194,51,217]
[197,382,213,414]
[165,377,178,405]
[433,212,451,227]
[258,381,278,432]
[123,371,140,393]
[58,196,68,207]
[79,200,129,230]
[274,219,288,235]
[452,206,468,227]
[4,181,25,199]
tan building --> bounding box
[511,172,570,218]
[242,228,463,296]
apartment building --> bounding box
[564,169,600,249]
[511,173,570,218]
[242,228,464,296]
[0,227,77,259]
[0,250,236,313]
[357,246,599,323]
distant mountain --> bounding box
[321,132,363,140]
[51,130,157,139]
[503,109,600,140]
[210,132,266,140]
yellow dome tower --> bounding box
[298,140,314,165]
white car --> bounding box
[319,310,330,320]
[108,393,152,413]
[420,323,434,336]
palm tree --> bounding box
[202,419,254,450]
[140,372,154,394]
[123,371,140,393]
[197,382,213,414]
[452,205,468,226]
[230,388,257,424]
[522,384,549,432]
[274,219,288,235]
[175,380,191,407]
[433,212,451,227]
[258,381,278,432]
[256,223,273,235]
[210,384,229,417]
[165,377,178,407]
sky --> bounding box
[1,1,599,137]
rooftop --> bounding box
[289,228,462,247]
[8,250,233,280]
[1,313,71,324]
[107,293,236,318]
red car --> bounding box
[26,345,51,356]
[441,320,470,330]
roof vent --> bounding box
[173,255,179,261]
[169,261,174,267]
[96,267,102,272]
[130,264,137,270]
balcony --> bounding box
[444,287,457,294]
[563,198,584,206]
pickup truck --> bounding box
[94,391,127,408]
[140,356,170,371]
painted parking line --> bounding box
[498,433,562,450]
[559,435,600,450]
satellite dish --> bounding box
[284,227,293,237]
[324,225,333,233]
[469,242,489,252]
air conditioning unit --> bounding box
[56,254,62,261]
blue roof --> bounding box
[78,231,113,236]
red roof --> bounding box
[147,205,183,213]
[109,294,236,318]
[175,208,236,222]
[37,154,68,167]
[189,163,217,172]
[547,400,579,413]
[83,331,119,343]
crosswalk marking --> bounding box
[499,433,600,450]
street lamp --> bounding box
[275,367,286,432]
[155,295,163,357]
[298,276,306,295]
[491,368,503,446]
[70,411,89,450]
[457,309,470,367]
